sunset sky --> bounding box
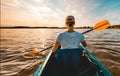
[1,0,120,27]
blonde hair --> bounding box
[65,15,75,22]
[65,15,75,26]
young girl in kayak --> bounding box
[51,15,87,76]
[52,15,87,52]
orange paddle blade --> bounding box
[93,20,110,30]
[28,49,39,55]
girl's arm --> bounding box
[52,41,60,52]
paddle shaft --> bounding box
[82,29,93,34]
[39,45,53,52]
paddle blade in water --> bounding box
[28,49,39,55]
[93,20,110,30]
[25,48,40,56]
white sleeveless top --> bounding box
[57,31,85,49]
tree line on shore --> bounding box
[1,25,120,29]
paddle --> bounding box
[29,20,110,54]
[82,20,110,34]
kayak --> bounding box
[34,47,112,76]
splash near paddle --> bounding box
[93,20,110,30]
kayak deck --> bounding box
[34,48,112,76]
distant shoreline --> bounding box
[0,27,120,29]
[0,27,91,29]
[0,25,120,29]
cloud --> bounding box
[1,0,120,26]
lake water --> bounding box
[0,29,120,76]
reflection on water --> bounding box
[0,29,120,76]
